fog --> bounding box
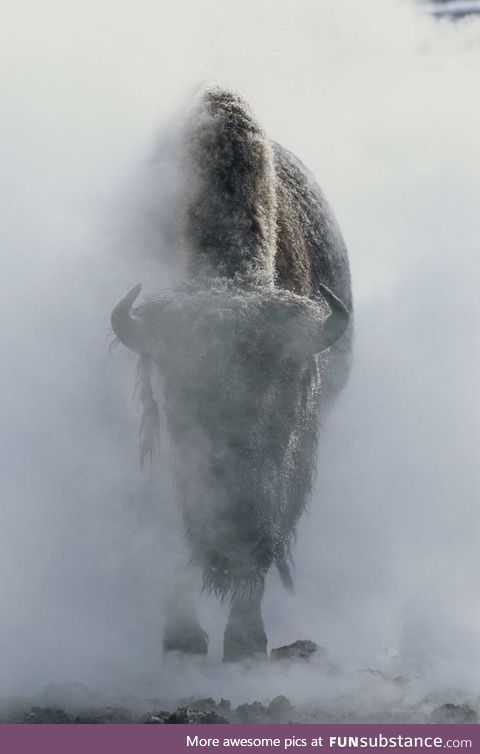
[1,0,479,718]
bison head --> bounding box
[112,280,349,594]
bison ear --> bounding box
[111,284,144,352]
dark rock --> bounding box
[429,703,478,724]
[166,706,230,724]
[173,697,232,720]
[77,706,135,724]
[71,717,100,724]
[270,640,319,661]
[177,696,222,711]
[145,711,171,724]
[235,701,268,723]
[267,695,296,722]
[19,707,72,724]
[192,697,217,711]
[218,698,232,713]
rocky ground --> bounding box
[1,695,478,725]
[1,642,479,724]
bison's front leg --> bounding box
[223,580,267,661]
[163,571,208,656]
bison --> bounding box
[111,88,352,661]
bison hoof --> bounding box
[223,622,267,662]
[163,622,209,656]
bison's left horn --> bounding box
[111,283,144,352]
[310,284,350,353]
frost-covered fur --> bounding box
[180,89,278,287]
[115,87,352,658]
[135,280,336,594]
[136,88,352,593]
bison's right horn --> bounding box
[290,284,350,357]
[111,283,144,352]
[312,283,350,352]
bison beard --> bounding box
[111,88,352,661]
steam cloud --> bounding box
[1,0,479,719]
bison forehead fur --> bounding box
[112,86,352,599]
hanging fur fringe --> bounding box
[135,353,161,468]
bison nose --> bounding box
[207,536,272,576]
[208,549,232,573]
[249,535,272,565]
